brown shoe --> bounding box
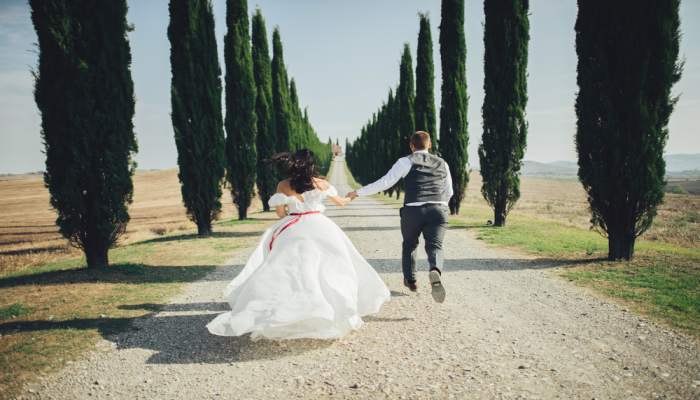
[403,279,418,292]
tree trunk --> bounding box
[494,205,506,227]
[85,247,109,269]
[238,207,247,220]
[449,197,460,215]
[262,202,270,212]
[608,229,635,261]
[395,188,402,200]
[197,219,212,236]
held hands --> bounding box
[346,191,359,200]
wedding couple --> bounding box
[206,131,453,340]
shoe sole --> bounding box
[429,271,445,303]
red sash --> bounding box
[269,211,321,251]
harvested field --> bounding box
[667,179,700,195]
[461,172,700,248]
[0,169,262,276]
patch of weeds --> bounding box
[664,184,689,195]
[673,210,700,225]
[0,303,36,321]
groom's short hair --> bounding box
[411,131,431,150]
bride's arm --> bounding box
[327,195,352,207]
[275,181,289,218]
[276,204,287,218]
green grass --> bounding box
[344,166,361,190]
[325,156,336,179]
[562,256,700,333]
[475,218,608,256]
[216,218,264,227]
[0,303,36,321]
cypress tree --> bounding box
[397,43,416,157]
[271,26,292,153]
[251,9,277,212]
[391,45,415,200]
[386,88,399,198]
[574,0,683,260]
[30,0,138,268]
[224,0,257,220]
[439,0,469,215]
[169,0,226,236]
[415,12,438,153]
[478,0,529,227]
[289,78,302,151]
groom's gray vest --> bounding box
[403,152,448,205]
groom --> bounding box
[347,131,452,303]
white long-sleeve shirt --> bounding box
[356,150,453,206]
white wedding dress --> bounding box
[206,185,390,341]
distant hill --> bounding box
[521,161,577,176]
[451,155,700,179]
[547,161,578,169]
[665,153,700,172]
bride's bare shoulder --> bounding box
[276,179,292,193]
[313,178,331,191]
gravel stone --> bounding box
[24,157,700,399]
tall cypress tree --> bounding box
[393,44,416,200]
[478,0,529,227]
[251,9,277,212]
[386,88,400,198]
[30,0,138,268]
[289,78,302,151]
[415,12,438,153]
[439,0,469,215]
[271,26,292,154]
[224,0,257,220]
[575,0,683,260]
[169,0,226,235]
[398,43,416,157]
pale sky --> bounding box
[0,0,698,174]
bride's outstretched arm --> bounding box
[327,195,352,207]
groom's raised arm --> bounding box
[351,158,411,197]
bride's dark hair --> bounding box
[266,149,321,194]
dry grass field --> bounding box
[460,172,700,249]
[0,169,266,276]
[0,170,278,396]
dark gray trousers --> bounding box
[400,204,449,283]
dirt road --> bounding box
[25,157,700,399]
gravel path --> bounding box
[24,157,700,400]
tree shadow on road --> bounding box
[366,257,608,273]
[136,231,266,245]
[0,302,335,365]
[0,263,225,289]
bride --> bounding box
[207,149,390,340]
